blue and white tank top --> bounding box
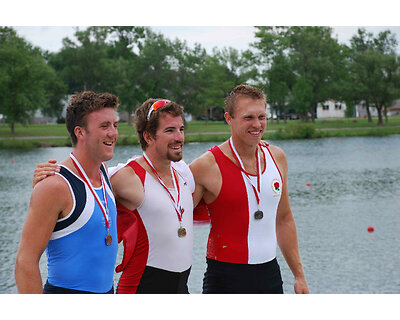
[45,164,118,293]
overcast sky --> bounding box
[4,1,400,53]
[10,26,400,54]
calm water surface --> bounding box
[1,135,399,293]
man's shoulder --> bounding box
[111,162,144,193]
[265,144,286,160]
[34,174,69,193]
[31,174,72,211]
[111,164,140,182]
[191,141,227,166]
[190,150,215,169]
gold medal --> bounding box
[178,227,187,238]
[254,210,263,220]
[105,234,113,245]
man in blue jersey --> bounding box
[15,91,119,293]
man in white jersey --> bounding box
[111,99,194,293]
[190,84,309,293]
[15,91,119,293]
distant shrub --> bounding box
[281,123,319,139]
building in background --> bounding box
[317,100,347,119]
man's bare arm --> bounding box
[190,151,221,208]
[271,145,309,294]
[110,166,145,211]
[15,177,70,293]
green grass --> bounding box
[186,116,400,133]
[1,116,399,148]
[0,137,72,149]
[184,133,232,143]
[185,121,230,133]
[266,125,400,140]
[1,116,399,137]
[0,123,137,137]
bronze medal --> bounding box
[105,234,113,245]
[178,227,187,238]
[254,210,264,220]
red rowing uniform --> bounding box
[206,145,282,265]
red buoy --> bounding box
[11,159,15,164]
[367,226,374,233]
[306,183,311,187]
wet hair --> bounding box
[135,98,184,150]
[224,84,266,117]
[66,91,118,146]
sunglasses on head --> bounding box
[146,99,170,121]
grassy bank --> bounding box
[1,116,399,149]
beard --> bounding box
[167,143,183,162]
[167,150,183,162]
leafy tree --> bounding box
[105,27,148,125]
[49,27,115,93]
[286,27,346,121]
[194,47,248,123]
[349,28,400,124]
[252,26,347,122]
[0,27,62,133]
[169,41,208,116]
[264,52,295,123]
[132,30,176,102]
[289,76,313,120]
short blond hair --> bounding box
[225,84,266,117]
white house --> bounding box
[317,100,346,119]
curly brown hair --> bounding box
[66,91,119,146]
[135,98,184,150]
[224,84,266,117]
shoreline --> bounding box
[1,126,400,149]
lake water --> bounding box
[1,135,399,294]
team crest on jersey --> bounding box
[271,178,281,195]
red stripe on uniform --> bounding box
[206,146,250,264]
[116,160,149,294]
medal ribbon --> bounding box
[70,152,110,231]
[142,152,184,224]
[228,137,264,207]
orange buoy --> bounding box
[367,226,374,233]
[11,159,15,164]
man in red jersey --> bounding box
[190,84,309,293]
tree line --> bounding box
[1,26,399,133]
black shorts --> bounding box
[118,266,191,294]
[43,280,114,294]
[202,258,283,294]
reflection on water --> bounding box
[1,135,399,293]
